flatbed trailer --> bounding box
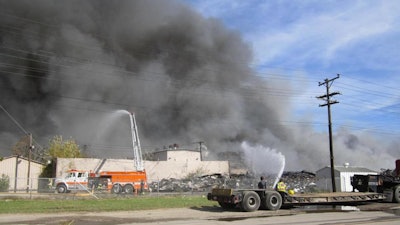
[207,188,386,212]
[285,192,385,205]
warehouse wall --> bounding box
[0,156,44,192]
[56,156,229,181]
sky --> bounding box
[182,0,400,137]
[0,0,399,172]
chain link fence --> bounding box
[0,171,318,196]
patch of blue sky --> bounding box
[182,0,400,137]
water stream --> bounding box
[241,142,286,188]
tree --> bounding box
[12,135,30,157]
[46,135,82,158]
[41,136,82,178]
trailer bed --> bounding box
[285,192,386,205]
[208,188,387,212]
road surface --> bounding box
[0,204,399,225]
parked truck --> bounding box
[55,169,148,194]
[207,187,385,212]
[352,159,400,203]
[54,112,148,195]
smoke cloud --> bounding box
[0,0,398,171]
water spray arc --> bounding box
[272,157,285,189]
[241,142,286,188]
[117,110,144,171]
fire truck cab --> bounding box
[55,169,93,193]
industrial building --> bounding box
[316,163,378,192]
[0,155,45,192]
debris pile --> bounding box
[148,171,317,193]
[281,171,317,193]
[148,174,226,192]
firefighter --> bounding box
[276,179,287,192]
[140,180,144,194]
[258,176,267,189]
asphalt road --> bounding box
[1,203,400,225]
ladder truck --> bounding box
[55,112,148,194]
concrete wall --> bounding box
[145,160,229,180]
[152,149,202,162]
[56,157,229,181]
[55,158,134,177]
[0,156,44,191]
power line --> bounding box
[0,16,398,103]
[1,43,398,110]
[0,103,43,157]
[0,10,399,138]
[0,103,29,135]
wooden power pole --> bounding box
[317,74,340,192]
[26,133,34,193]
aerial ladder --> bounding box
[128,112,144,171]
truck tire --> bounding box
[240,191,260,212]
[393,185,400,203]
[265,192,282,210]
[56,184,67,193]
[111,184,122,194]
[123,184,134,194]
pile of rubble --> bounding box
[148,171,317,193]
[148,174,225,192]
[281,170,317,193]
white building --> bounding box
[56,149,229,181]
[316,163,378,192]
[0,155,45,192]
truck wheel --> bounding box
[218,201,236,210]
[241,191,260,212]
[265,192,282,210]
[124,184,134,194]
[393,185,400,203]
[56,184,67,193]
[111,184,122,194]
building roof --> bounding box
[317,166,377,174]
[1,155,46,165]
[153,148,200,154]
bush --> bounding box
[0,174,10,192]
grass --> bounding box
[0,195,218,214]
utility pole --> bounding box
[317,74,340,192]
[14,155,19,193]
[26,133,34,193]
[194,141,204,161]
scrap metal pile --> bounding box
[148,174,225,192]
[280,171,317,193]
[148,171,317,193]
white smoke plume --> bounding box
[0,0,398,171]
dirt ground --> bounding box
[0,202,399,225]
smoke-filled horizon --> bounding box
[0,0,398,172]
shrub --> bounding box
[0,174,10,192]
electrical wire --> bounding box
[0,10,398,138]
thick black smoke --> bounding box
[0,0,398,171]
